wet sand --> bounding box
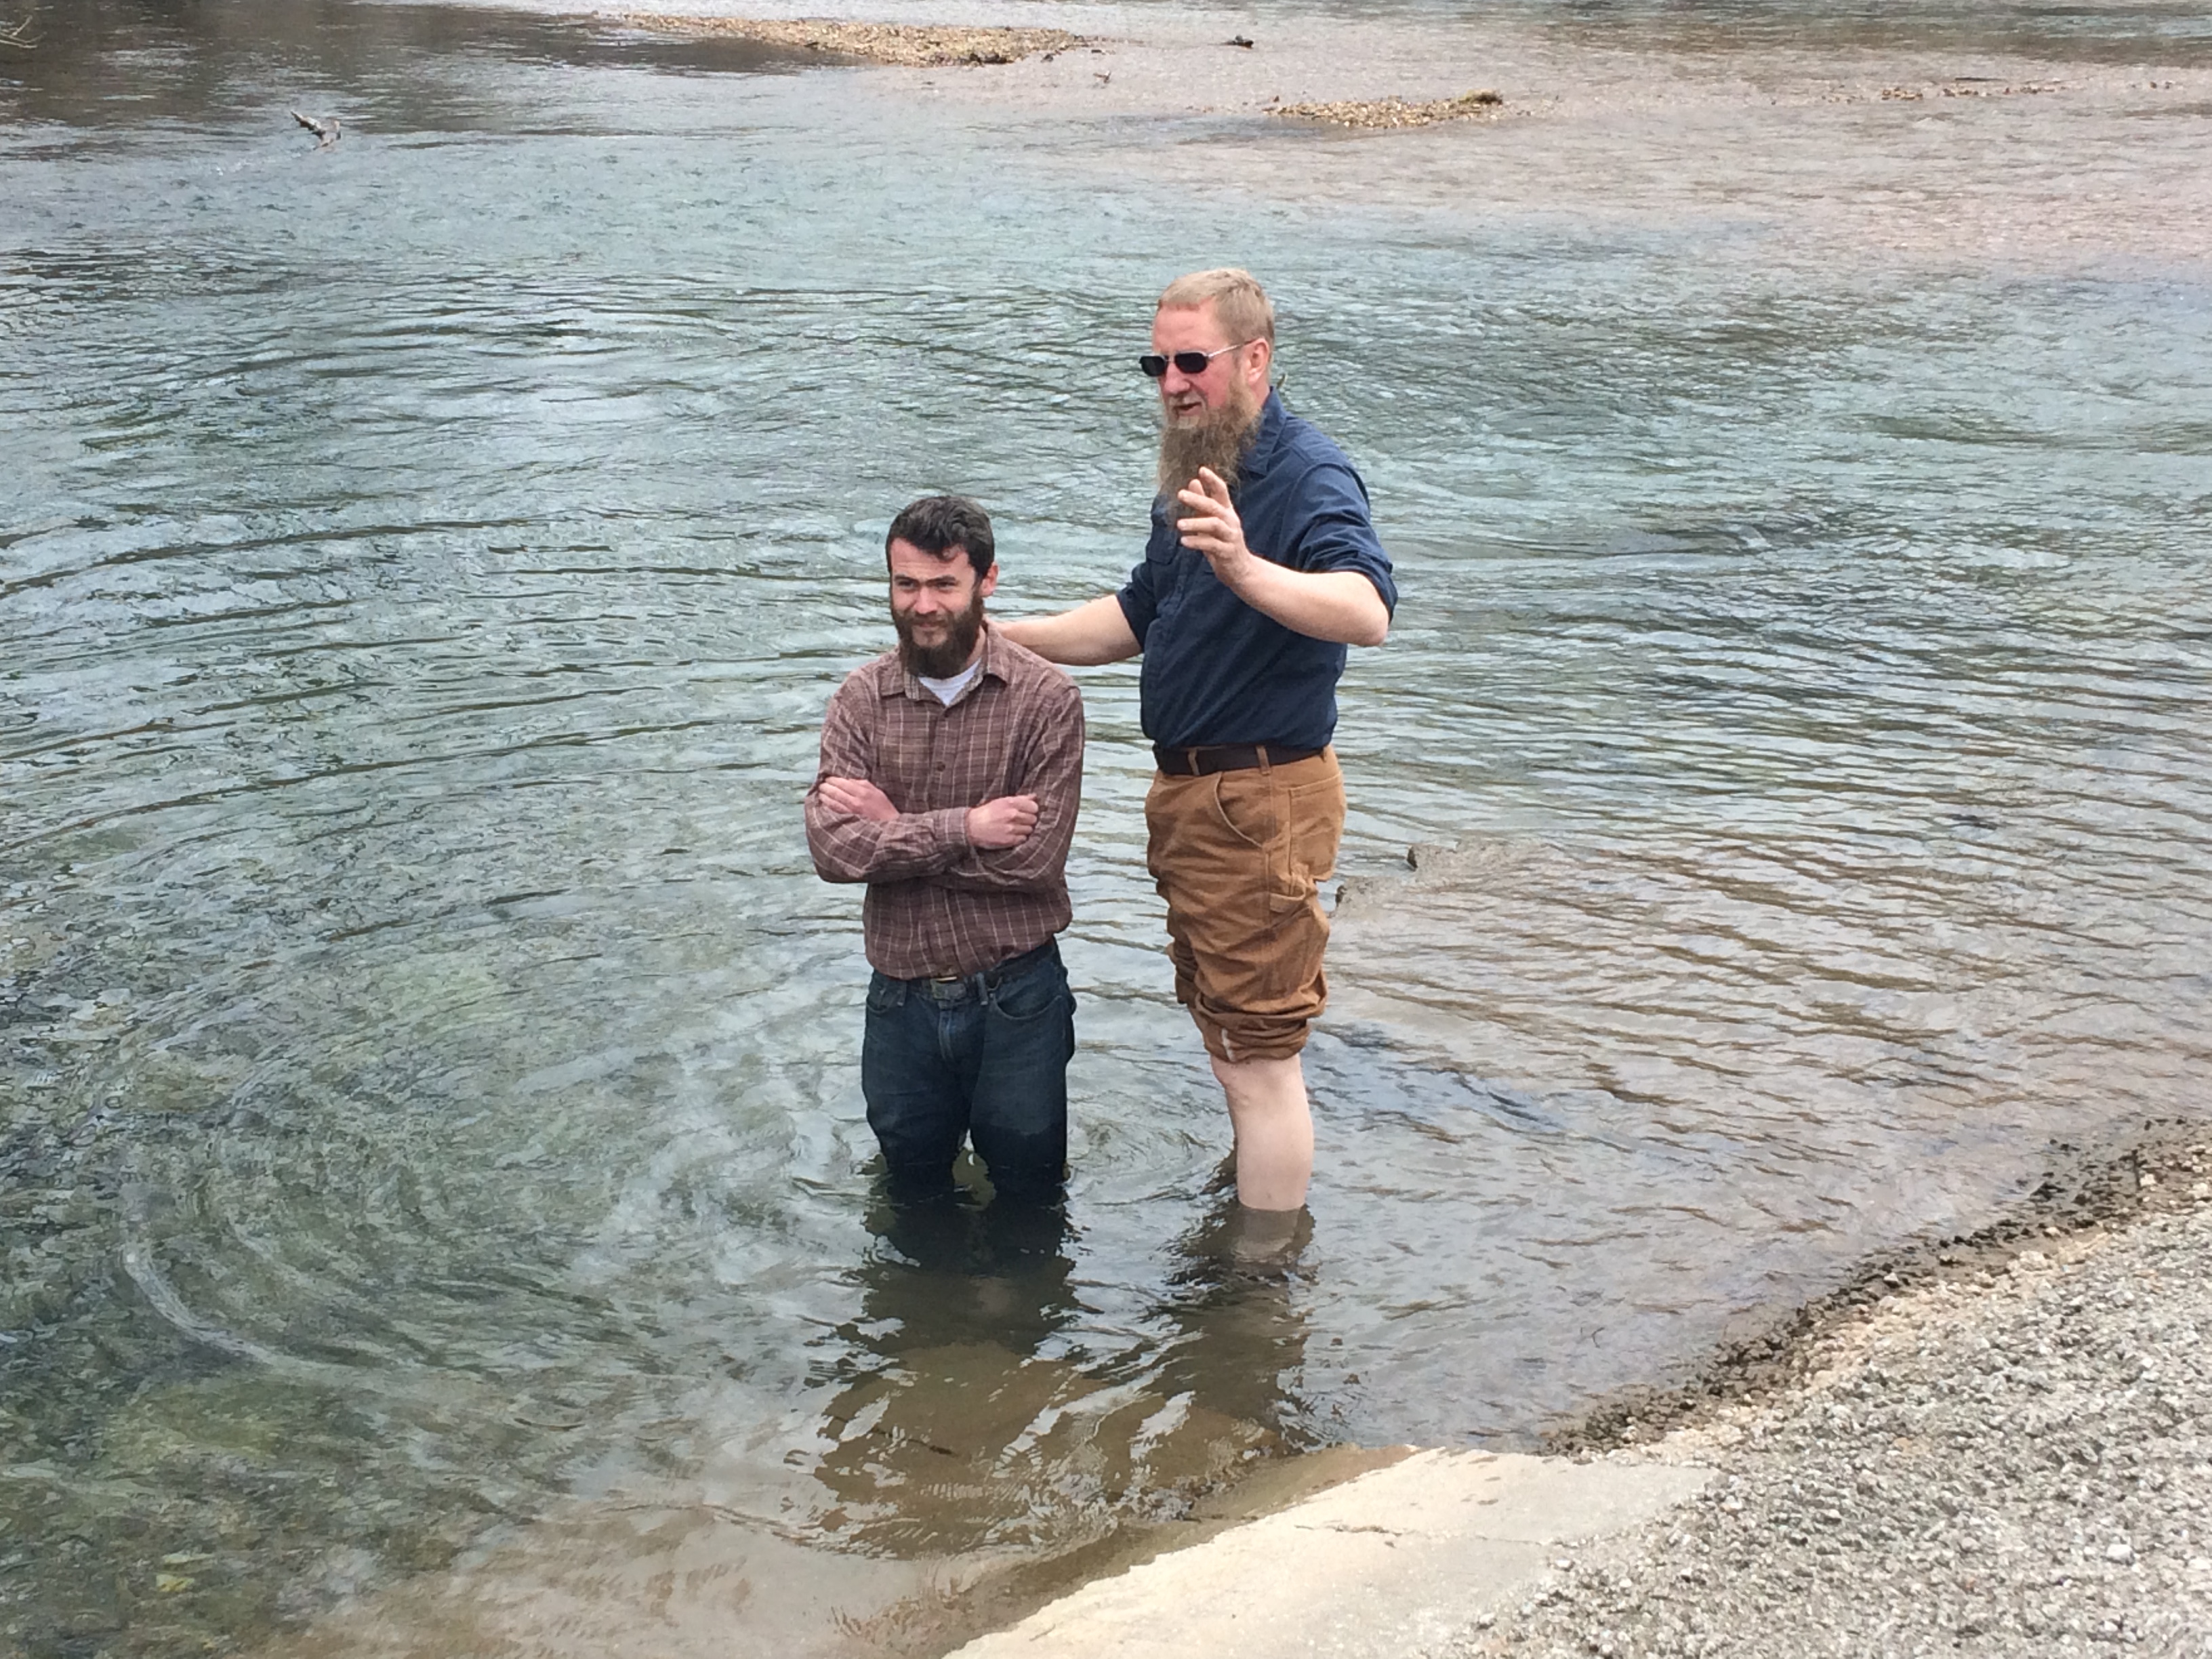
[253,1440,1415,1658]
[618,13,1084,67]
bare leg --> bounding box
[1209,1054,1313,1211]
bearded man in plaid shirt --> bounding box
[805,496,1086,1204]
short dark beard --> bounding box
[893,587,986,679]
[1158,381,1264,501]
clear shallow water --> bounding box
[3,1,2210,1652]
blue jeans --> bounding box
[861,939,1075,1202]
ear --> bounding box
[977,562,1000,600]
[1244,337,1272,388]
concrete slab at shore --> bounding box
[947,1449,1713,1659]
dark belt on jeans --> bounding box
[1152,742,1323,777]
[921,937,1059,995]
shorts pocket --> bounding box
[1210,771,1279,853]
[1280,777,1345,889]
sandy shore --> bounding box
[937,1130,2212,1658]
[617,11,1512,125]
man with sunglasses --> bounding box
[998,268,1395,1218]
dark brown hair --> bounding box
[886,495,994,579]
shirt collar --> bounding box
[888,620,1006,704]
[1241,388,1289,484]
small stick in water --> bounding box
[291,110,341,148]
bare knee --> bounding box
[1210,1053,1302,1112]
[1210,1054,1313,1211]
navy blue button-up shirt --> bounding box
[1116,390,1397,751]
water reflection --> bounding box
[813,1186,1307,1557]
[819,1193,1089,1554]
[1155,1204,1315,1443]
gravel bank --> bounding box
[1454,1139,2212,1658]
[619,14,1082,66]
[1273,89,1504,129]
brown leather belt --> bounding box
[1153,743,1323,777]
[921,937,1060,994]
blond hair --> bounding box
[1156,268,1275,346]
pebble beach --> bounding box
[1468,1135,2212,1658]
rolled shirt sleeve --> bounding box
[1115,548,1160,651]
[1282,458,1398,615]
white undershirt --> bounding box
[916,659,983,706]
[916,663,986,708]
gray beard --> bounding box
[1156,397,1263,502]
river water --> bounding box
[3,1,2209,1653]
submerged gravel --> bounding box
[1454,1143,2212,1658]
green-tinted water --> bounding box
[4,1,2209,1652]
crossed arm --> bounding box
[804,680,1084,893]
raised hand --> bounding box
[966,794,1040,849]
[1174,466,1254,591]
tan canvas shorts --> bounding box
[1143,747,1345,1063]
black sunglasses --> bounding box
[1139,341,1257,378]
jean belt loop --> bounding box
[1256,743,1272,776]
[1184,747,1200,776]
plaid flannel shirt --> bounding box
[804,624,1084,979]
